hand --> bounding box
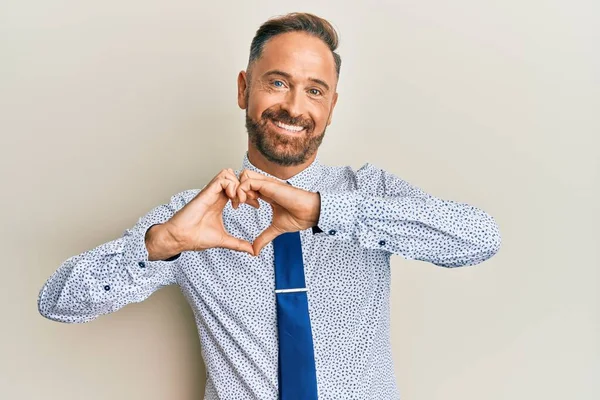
[236,169,321,256]
[162,169,261,256]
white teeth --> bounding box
[274,120,304,132]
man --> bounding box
[38,12,501,400]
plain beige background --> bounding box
[1,0,598,399]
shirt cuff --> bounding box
[122,225,180,283]
[314,190,360,241]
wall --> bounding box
[1,1,598,399]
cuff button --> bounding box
[378,240,386,246]
[138,261,146,268]
[103,285,111,291]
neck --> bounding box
[247,146,316,181]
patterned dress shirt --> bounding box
[38,151,501,399]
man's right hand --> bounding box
[147,169,261,259]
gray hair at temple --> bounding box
[246,12,342,82]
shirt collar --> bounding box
[240,151,324,191]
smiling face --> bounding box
[238,31,339,167]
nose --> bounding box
[281,87,304,119]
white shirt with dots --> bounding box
[38,151,501,399]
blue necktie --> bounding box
[273,230,319,399]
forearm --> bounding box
[38,191,197,323]
[316,190,501,267]
[38,226,181,323]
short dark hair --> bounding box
[247,12,342,80]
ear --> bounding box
[327,92,339,126]
[237,71,249,109]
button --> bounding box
[378,240,386,246]
[103,285,111,291]
[138,261,146,268]
[328,229,336,235]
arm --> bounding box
[37,189,199,323]
[315,163,501,267]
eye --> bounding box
[272,80,285,88]
[308,88,322,96]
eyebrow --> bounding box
[262,69,331,92]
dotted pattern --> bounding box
[38,152,501,399]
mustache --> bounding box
[261,109,314,131]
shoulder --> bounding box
[321,161,422,197]
[327,161,384,177]
[319,161,387,188]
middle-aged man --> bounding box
[39,12,502,400]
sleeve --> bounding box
[315,163,502,267]
[37,189,200,323]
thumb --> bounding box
[253,226,283,257]
[220,235,254,256]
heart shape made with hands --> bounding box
[233,169,321,257]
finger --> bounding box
[219,168,247,209]
[211,174,261,209]
[237,171,278,207]
[220,235,254,256]
[220,178,239,208]
[236,170,267,205]
[246,198,260,209]
[220,169,241,187]
[253,226,283,256]
[222,173,255,209]
[236,182,261,205]
[239,178,282,200]
[238,169,258,183]
[233,184,261,208]
[236,183,247,205]
[237,171,254,204]
[222,169,244,208]
[239,169,285,185]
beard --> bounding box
[245,106,327,167]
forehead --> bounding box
[253,31,337,86]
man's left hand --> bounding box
[236,169,321,256]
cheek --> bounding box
[314,106,331,127]
[248,95,276,120]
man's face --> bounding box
[238,31,339,166]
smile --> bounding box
[270,119,306,134]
